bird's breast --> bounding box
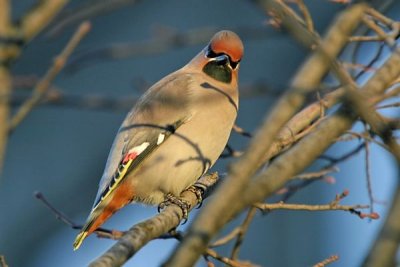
[129,86,237,204]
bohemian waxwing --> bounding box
[73,30,244,250]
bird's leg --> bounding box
[158,193,191,221]
[185,184,204,208]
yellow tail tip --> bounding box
[73,231,88,251]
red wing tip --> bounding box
[210,30,244,62]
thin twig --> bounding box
[295,0,314,32]
[210,228,242,248]
[8,21,91,132]
[254,190,379,220]
[205,248,257,267]
[338,131,387,151]
[319,143,365,164]
[364,139,375,214]
[362,16,396,47]
[313,255,339,267]
[294,166,339,180]
[354,42,384,81]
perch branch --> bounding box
[89,173,218,267]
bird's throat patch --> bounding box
[202,61,232,84]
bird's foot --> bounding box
[186,185,204,208]
[158,193,191,222]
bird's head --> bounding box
[188,30,244,86]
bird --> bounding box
[73,30,244,250]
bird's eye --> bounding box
[206,45,218,58]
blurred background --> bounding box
[0,0,399,266]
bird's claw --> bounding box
[186,185,204,208]
[158,193,191,223]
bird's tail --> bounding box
[73,182,135,250]
[73,211,99,250]
[73,230,89,251]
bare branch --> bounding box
[205,248,258,267]
[254,190,379,220]
[210,228,242,248]
[364,139,375,214]
[21,0,69,42]
[295,0,314,32]
[294,166,339,180]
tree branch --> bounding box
[254,190,379,220]
[21,0,69,42]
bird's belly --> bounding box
[130,112,234,204]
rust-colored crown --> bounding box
[209,30,244,63]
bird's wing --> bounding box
[92,118,186,210]
[94,72,193,207]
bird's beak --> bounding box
[213,54,230,66]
